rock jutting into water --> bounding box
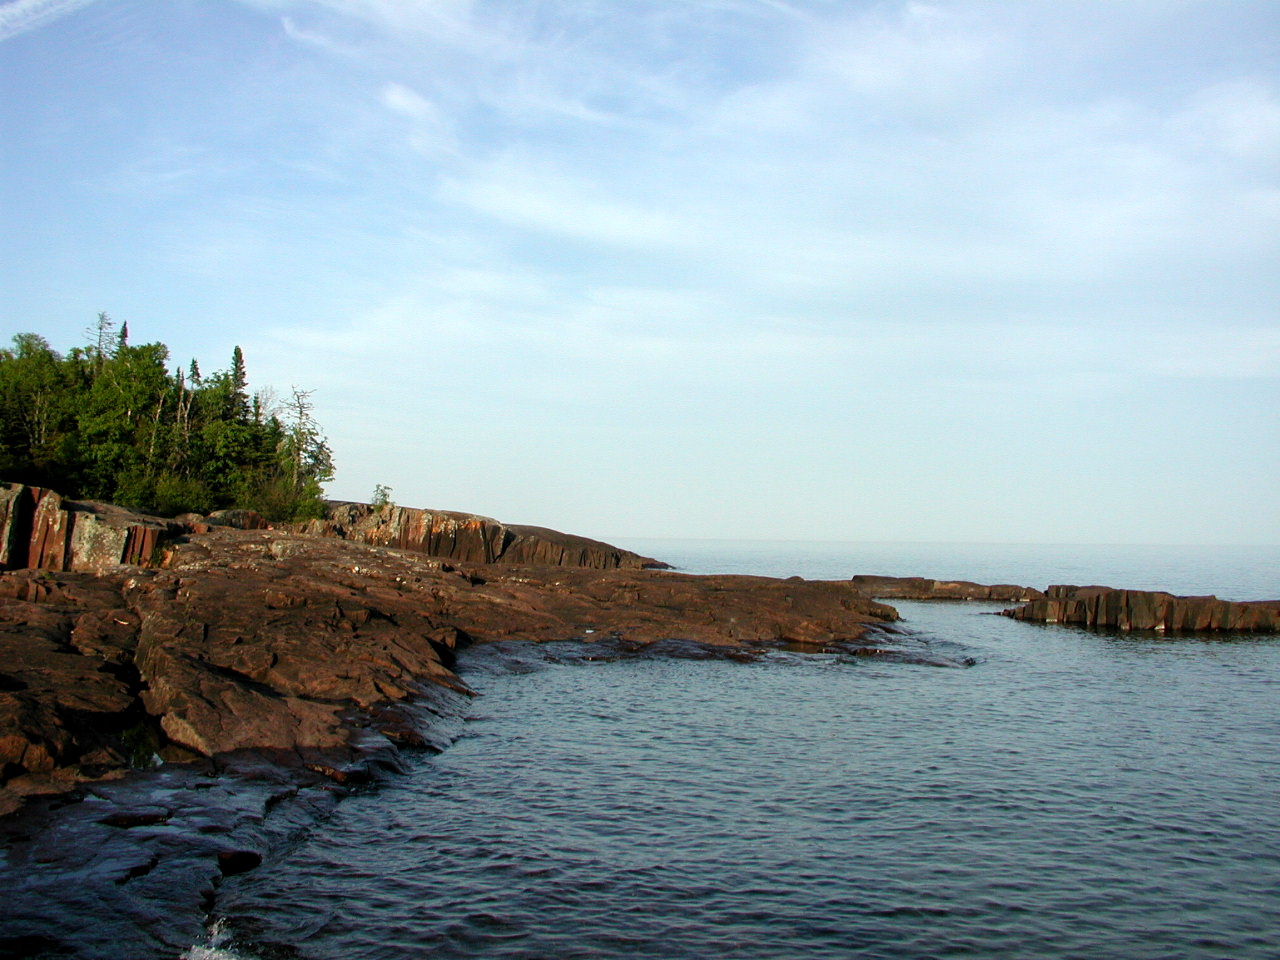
[1002,584,1280,632]
[4,497,1276,959]
[0,512,903,959]
[0,519,898,819]
[850,576,1280,633]
[850,574,1044,602]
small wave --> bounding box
[182,920,259,960]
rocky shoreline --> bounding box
[848,574,1044,602]
[848,575,1280,631]
[0,489,908,959]
[1,486,905,822]
[3,490,1278,821]
[2,488,1278,958]
[1003,583,1280,632]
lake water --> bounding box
[192,541,1280,960]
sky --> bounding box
[1,0,1278,546]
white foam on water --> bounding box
[182,919,256,960]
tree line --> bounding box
[0,314,334,521]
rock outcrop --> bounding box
[850,575,1044,602]
[0,525,897,817]
[0,484,666,574]
[300,501,666,569]
[0,484,185,574]
[1003,585,1280,632]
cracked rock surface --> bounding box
[1,525,897,818]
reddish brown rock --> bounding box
[0,484,185,574]
[0,525,895,816]
[1,484,666,574]
[300,500,666,569]
[850,575,1043,602]
[204,508,272,530]
[1003,585,1280,632]
[0,571,146,814]
[0,484,41,567]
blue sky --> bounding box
[2,0,1277,545]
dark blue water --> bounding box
[191,542,1280,960]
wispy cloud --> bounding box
[254,0,512,58]
[439,159,683,248]
[380,81,458,158]
[9,0,1277,540]
[102,139,248,196]
[1172,78,1280,163]
[278,15,360,57]
[809,2,999,109]
[0,0,98,42]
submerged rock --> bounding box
[0,764,343,959]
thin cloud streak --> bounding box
[5,0,1278,542]
[0,0,97,42]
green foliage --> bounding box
[372,483,393,511]
[0,321,335,521]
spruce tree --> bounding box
[0,322,333,521]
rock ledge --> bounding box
[1002,584,1280,632]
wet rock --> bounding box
[98,807,171,828]
[0,525,895,816]
[1003,585,1280,632]
[0,765,336,959]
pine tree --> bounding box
[228,346,249,421]
[0,321,334,520]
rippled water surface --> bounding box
[202,543,1280,959]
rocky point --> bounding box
[0,492,898,818]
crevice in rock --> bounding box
[187,658,286,701]
[0,673,28,692]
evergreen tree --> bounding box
[0,322,334,521]
[89,312,115,358]
[228,346,249,421]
